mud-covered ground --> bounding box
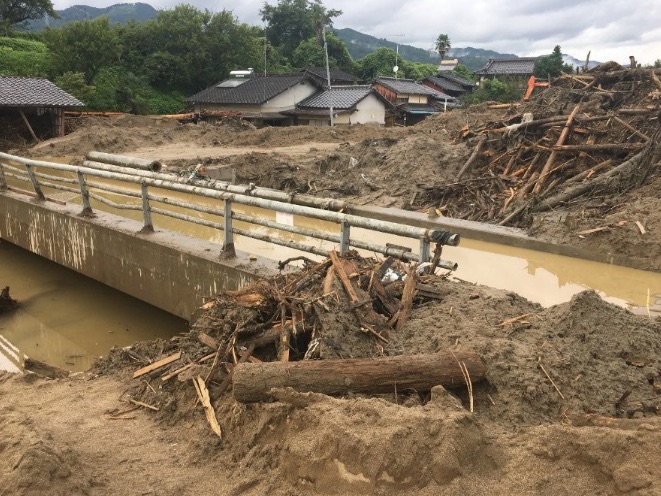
[1,84,661,494]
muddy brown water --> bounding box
[2,161,661,373]
[0,241,188,373]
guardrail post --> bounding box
[140,182,154,232]
[0,163,7,190]
[419,236,431,263]
[76,171,94,217]
[339,220,350,255]
[222,199,235,257]
[25,164,45,200]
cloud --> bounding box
[51,0,661,65]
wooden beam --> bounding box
[19,109,39,143]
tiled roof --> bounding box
[0,76,84,107]
[187,74,313,105]
[474,57,540,75]
[302,67,358,83]
[436,72,476,88]
[375,77,442,96]
[397,103,440,114]
[424,76,465,93]
[297,85,372,109]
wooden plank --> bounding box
[396,268,416,332]
[132,351,182,379]
[329,251,359,303]
[198,332,219,350]
[192,376,222,438]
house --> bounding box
[423,72,476,98]
[300,67,359,87]
[282,85,390,126]
[473,57,541,81]
[437,58,459,72]
[373,77,456,125]
[186,72,320,126]
[0,76,84,140]
[186,67,360,127]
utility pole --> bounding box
[322,25,334,127]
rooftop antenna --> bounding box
[389,34,405,78]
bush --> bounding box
[0,36,50,76]
[461,78,520,105]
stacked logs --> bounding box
[416,67,661,226]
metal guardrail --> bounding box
[0,152,460,269]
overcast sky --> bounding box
[51,0,661,65]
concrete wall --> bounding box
[0,191,276,320]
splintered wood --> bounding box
[415,68,661,227]
[125,252,481,435]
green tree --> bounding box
[357,47,434,81]
[54,71,96,104]
[452,63,475,81]
[0,0,57,34]
[43,18,122,83]
[462,78,519,105]
[654,59,661,68]
[260,0,341,60]
[0,36,49,76]
[292,31,356,73]
[533,45,573,79]
[435,33,451,60]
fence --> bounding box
[0,152,460,269]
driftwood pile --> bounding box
[417,66,661,226]
[120,252,485,433]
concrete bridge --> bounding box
[0,152,463,320]
[1,152,635,321]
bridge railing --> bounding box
[0,152,460,269]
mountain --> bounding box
[334,27,517,71]
[21,2,157,31]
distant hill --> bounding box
[334,28,517,71]
[21,2,157,31]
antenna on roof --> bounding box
[388,34,405,78]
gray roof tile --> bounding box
[302,67,358,83]
[475,57,540,75]
[187,74,314,105]
[0,76,84,107]
[375,77,443,97]
[297,85,372,109]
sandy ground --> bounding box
[2,103,661,494]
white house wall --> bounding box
[263,81,318,111]
[350,94,385,125]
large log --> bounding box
[232,351,486,403]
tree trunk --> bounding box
[232,351,486,403]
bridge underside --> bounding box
[0,191,274,320]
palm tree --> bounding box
[435,34,451,60]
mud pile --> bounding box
[80,251,661,494]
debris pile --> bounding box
[416,67,661,226]
[92,250,661,441]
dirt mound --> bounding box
[81,253,661,494]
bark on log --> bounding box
[536,136,661,212]
[533,104,581,194]
[232,351,486,402]
[553,143,645,153]
[456,137,486,181]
